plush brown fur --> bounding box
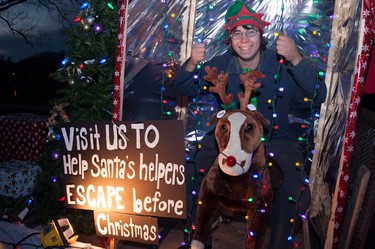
[192,109,273,249]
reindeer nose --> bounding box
[225,156,237,167]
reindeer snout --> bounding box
[219,151,250,176]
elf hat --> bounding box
[222,0,271,34]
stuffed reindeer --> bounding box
[190,66,273,249]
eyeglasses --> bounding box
[230,29,259,40]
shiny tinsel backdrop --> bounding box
[119,0,333,145]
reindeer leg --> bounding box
[191,179,220,249]
[245,210,256,249]
[245,198,272,249]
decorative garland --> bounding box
[112,0,128,121]
[330,0,374,247]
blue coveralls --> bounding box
[174,47,327,248]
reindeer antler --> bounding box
[238,69,265,110]
[204,66,234,107]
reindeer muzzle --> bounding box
[218,151,252,176]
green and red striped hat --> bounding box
[222,0,271,34]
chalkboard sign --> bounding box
[60,120,186,244]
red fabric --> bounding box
[0,113,48,162]
[330,0,374,247]
[112,0,128,121]
[364,35,375,93]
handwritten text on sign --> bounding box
[60,120,186,219]
[94,211,159,245]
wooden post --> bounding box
[308,0,372,248]
[109,237,116,249]
[180,0,197,64]
[308,0,359,241]
[177,0,198,125]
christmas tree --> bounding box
[33,0,118,234]
[33,0,181,234]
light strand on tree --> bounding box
[160,0,172,119]
[181,1,215,246]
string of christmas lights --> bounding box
[179,2,213,246]
[160,0,174,118]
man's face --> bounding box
[230,25,261,61]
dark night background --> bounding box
[0,52,66,116]
[0,1,76,116]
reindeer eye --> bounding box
[246,124,254,131]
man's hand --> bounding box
[185,41,207,72]
[276,30,302,66]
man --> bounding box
[175,1,327,248]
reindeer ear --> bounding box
[246,104,257,111]
[253,111,270,127]
[245,104,269,126]
[216,110,226,118]
[207,110,226,126]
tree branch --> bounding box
[0,0,27,12]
